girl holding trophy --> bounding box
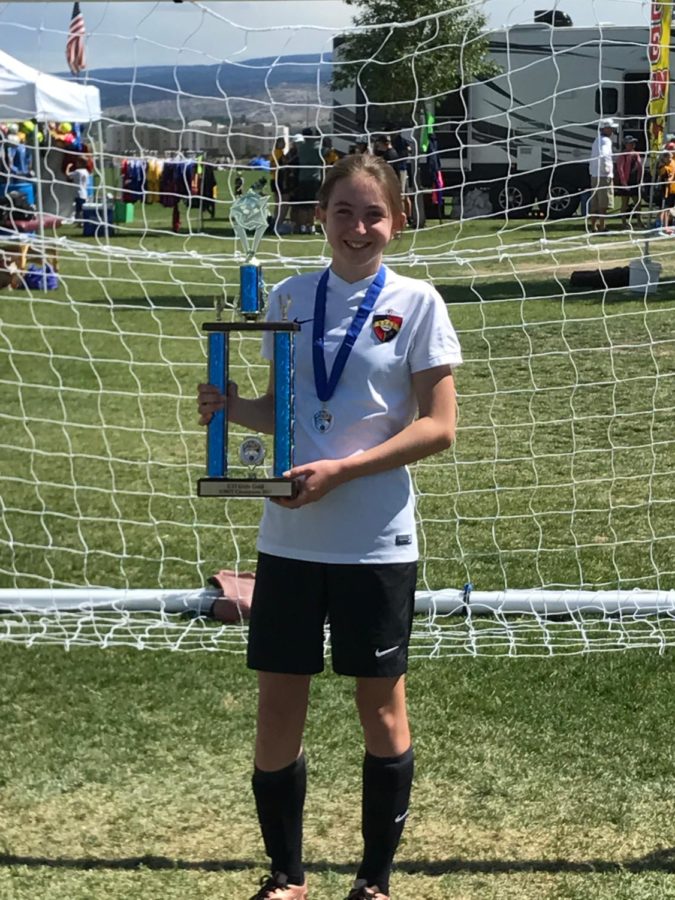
[197,154,462,900]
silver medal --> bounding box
[313,408,334,434]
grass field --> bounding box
[1,176,675,898]
[1,646,674,899]
[3,180,675,591]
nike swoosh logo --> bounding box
[395,810,409,823]
[374,646,399,658]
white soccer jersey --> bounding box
[256,266,463,564]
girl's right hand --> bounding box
[197,381,238,425]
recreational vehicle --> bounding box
[332,12,673,218]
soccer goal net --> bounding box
[1,0,674,656]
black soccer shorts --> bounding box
[246,552,417,677]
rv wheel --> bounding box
[543,182,580,220]
[490,181,533,218]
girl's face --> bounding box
[317,173,406,282]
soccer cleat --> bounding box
[345,879,390,900]
[249,871,308,900]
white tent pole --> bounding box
[32,125,47,289]
[96,119,112,276]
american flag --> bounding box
[66,2,86,76]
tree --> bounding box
[332,0,498,120]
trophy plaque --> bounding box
[198,189,300,498]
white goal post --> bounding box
[1,0,674,655]
[2,587,675,656]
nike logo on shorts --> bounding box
[395,810,409,823]
[374,645,399,658]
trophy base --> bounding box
[198,477,298,498]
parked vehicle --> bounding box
[332,11,669,218]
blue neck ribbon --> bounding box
[312,265,386,404]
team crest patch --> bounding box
[372,313,403,343]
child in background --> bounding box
[197,154,462,900]
[614,134,644,229]
[658,150,675,234]
[321,137,340,167]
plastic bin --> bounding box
[82,203,114,237]
[7,180,35,206]
[113,201,135,224]
[629,257,661,295]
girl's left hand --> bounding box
[273,458,345,509]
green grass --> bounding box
[1,183,675,897]
[2,184,675,591]
[0,645,673,899]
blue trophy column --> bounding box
[273,331,293,477]
[206,331,228,477]
[240,263,263,318]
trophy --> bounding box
[197,189,300,498]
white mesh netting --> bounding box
[1,1,674,653]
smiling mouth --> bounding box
[344,240,370,249]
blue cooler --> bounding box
[82,203,114,237]
[7,180,35,206]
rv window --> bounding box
[595,88,618,116]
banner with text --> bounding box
[648,1,673,168]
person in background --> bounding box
[355,136,370,155]
[293,127,323,234]
[658,149,675,234]
[0,126,11,194]
[373,135,398,167]
[281,134,303,235]
[388,129,411,219]
[321,137,339,167]
[6,124,32,178]
[588,118,616,233]
[269,137,287,231]
[234,170,244,197]
[374,134,412,222]
[63,146,92,221]
[614,134,644,229]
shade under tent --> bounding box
[0,49,107,279]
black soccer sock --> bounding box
[357,745,414,895]
[252,753,306,886]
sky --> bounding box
[0,0,651,73]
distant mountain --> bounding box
[64,53,333,117]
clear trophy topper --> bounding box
[230,189,269,260]
[230,190,269,320]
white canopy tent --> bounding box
[0,50,107,280]
[0,49,101,123]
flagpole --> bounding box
[67,1,111,271]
